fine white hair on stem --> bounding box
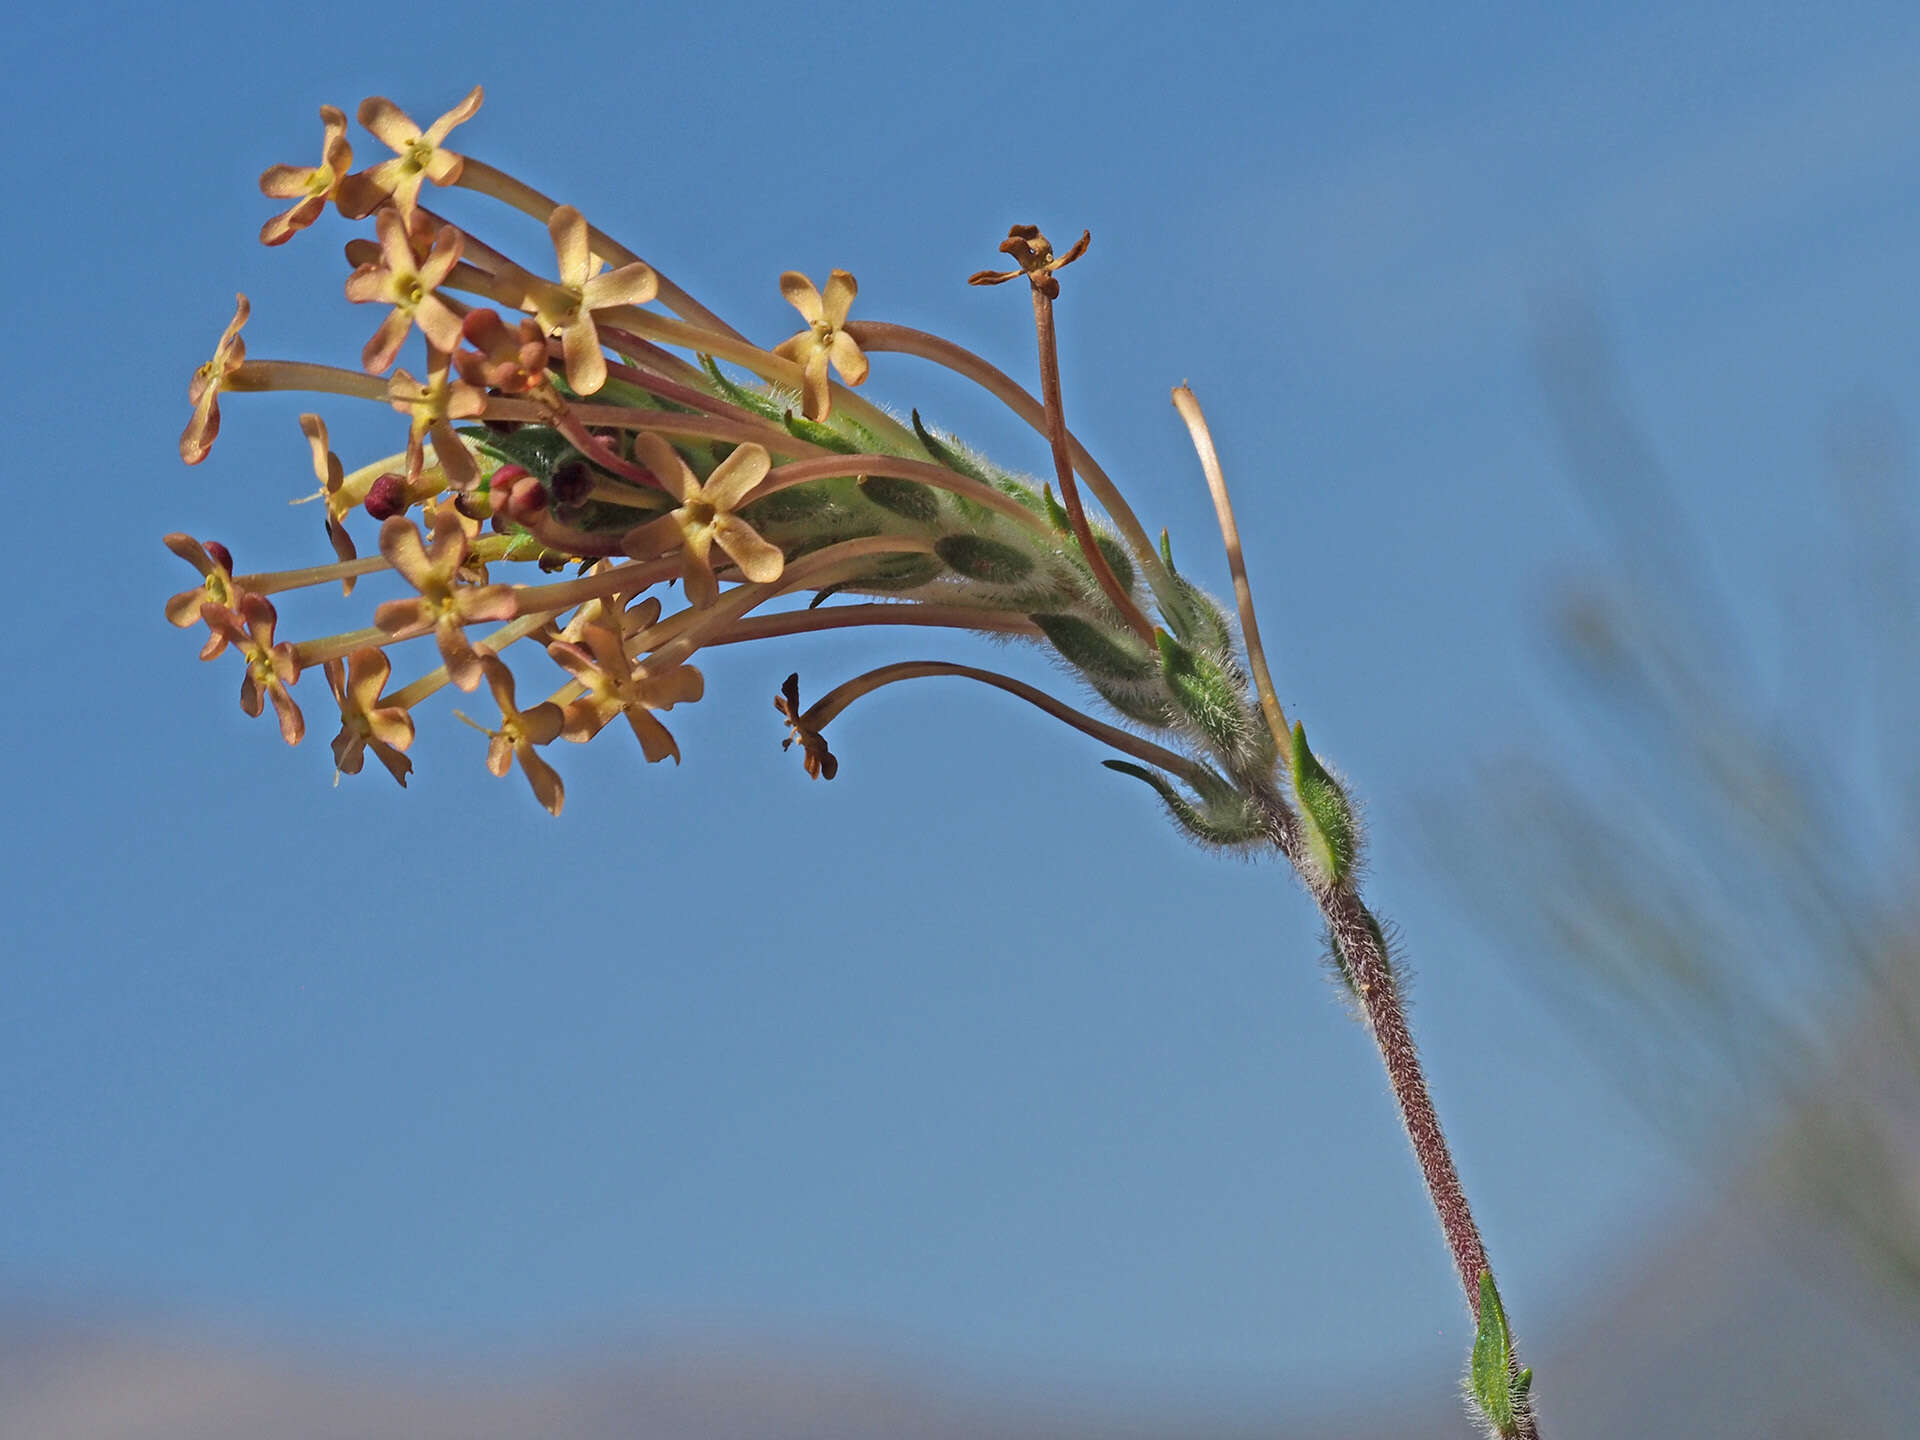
[1170,383,1291,763]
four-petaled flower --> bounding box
[180,294,249,465]
[966,224,1090,300]
[473,652,565,815]
[527,205,658,397]
[772,268,867,421]
[298,414,359,589]
[163,533,244,658]
[548,618,703,764]
[257,105,353,246]
[374,510,517,691]
[619,436,784,608]
[202,593,304,744]
[345,209,467,373]
[386,351,485,491]
[324,647,414,786]
[774,672,838,780]
[338,86,483,222]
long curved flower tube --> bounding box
[164,90,1542,1440]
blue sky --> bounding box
[5,0,1918,1418]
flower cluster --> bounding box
[166,95,1546,1438]
[165,87,1290,835]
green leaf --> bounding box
[459,424,577,480]
[1290,722,1358,884]
[1102,761,1265,847]
[783,408,862,454]
[1042,483,1072,534]
[698,355,787,422]
[912,411,1045,514]
[1469,1270,1521,1438]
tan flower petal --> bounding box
[778,270,823,325]
[581,262,657,311]
[821,268,857,328]
[712,515,785,583]
[827,329,868,386]
[377,514,435,588]
[549,205,591,290]
[700,443,770,510]
[518,742,565,815]
[632,434,696,502]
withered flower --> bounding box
[180,294,249,465]
[772,268,867,420]
[619,436,783,608]
[774,673,838,780]
[258,105,353,246]
[529,205,658,397]
[337,86,483,222]
[202,593,304,744]
[966,224,1090,300]
[345,208,466,373]
[473,652,565,815]
[374,510,517,691]
[324,648,414,785]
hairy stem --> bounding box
[1248,783,1540,1439]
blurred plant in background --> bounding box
[1445,299,1920,1305]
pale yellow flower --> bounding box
[772,268,867,421]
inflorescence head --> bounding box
[167,89,1299,837]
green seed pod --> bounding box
[1469,1270,1527,1439]
[1089,676,1175,728]
[857,474,942,524]
[1093,533,1137,596]
[1156,630,1258,762]
[1102,761,1266,848]
[1290,722,1359,885]
[1032,613,1155,680]
[741,482,837,527]
[934,534,1035,585]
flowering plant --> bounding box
[167,86,1540,1438]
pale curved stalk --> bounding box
[455,157,751,343]
[1171,385,1291,760]
[385,611,563,710]
[803,660,1215,788]
[749,454,1056,538]
[236,555,390,596]
[706,603,1041,646]
[843,320,1171,595]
